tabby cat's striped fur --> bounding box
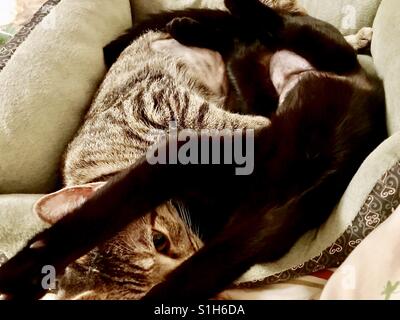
[63,31,268,186]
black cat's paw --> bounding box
[0,242,51,300]
[166,17,202,46]
[166,17,230,52]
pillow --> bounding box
[0,0,132,194]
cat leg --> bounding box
[0,133,243,300]
[0,154,182,299]
[166,17,236,54]
[224,45,280,117]
[278,16,359,74]
[224,0,359,74]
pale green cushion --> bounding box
[371,0,400,136]
[0,0,132,193]
[0,195,47,261]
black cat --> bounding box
[0,0,386,300]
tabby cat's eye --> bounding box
[152,231,170,254]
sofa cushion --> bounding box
[0,194,47,263]
[0,0,132,193]
[0,0,60,71]
[131,0,226,21]
[371,0,400,136]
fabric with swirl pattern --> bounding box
[0,0,61,71]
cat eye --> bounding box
[152,231,170,254]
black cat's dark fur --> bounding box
[0,0,386,300]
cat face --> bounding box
[35,183,202,300]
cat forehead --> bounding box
[108,204,183,243]
[152,203,191,236]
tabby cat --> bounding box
[35,27,267,301]
[37,0,322,301]
[34,0,290,301]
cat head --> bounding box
[34,183,203,300]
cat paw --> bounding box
[358,27,373,41]
[345,27,373,51]
[166,17,200,43]
[166,17,229,51]
[356,27,373,49]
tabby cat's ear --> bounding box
[34,182,106,224]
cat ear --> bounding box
[34,182,106,224]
